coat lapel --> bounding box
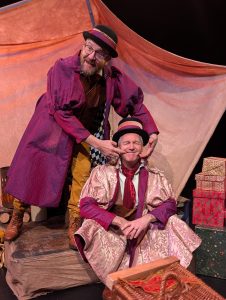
[136,166,149,219]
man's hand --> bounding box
[111,216,130,234]
[85,135,125,158]
[97,139,125,158]
[139,134,158,158]
[121,214,156,240]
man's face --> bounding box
[80,39,110,76]
[118,133,143,165]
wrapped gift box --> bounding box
[193,188,226,200]
[202,157,226,176]
[196,180,226,192]
[192,197,225,228]
[195,225,226,279]
[195,173,226,192]
[195,173,226,182]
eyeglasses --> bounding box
[83,43,109,61]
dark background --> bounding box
[102,0,226,65]
[101,0,226,199]
[1,0,226,64]
[1,0,226,198]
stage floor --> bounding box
[1,218,226,299]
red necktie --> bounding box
[121,163,139,209]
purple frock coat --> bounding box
[5,53,158,207]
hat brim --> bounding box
[83,31,118,58]
[112,128,149,146]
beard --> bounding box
[80,56,106,77]
[80,60,97,76]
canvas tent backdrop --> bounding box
[0,0,225,199]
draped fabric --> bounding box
[0,0,226,199]
[0,0,95,169]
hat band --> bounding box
[89,28,116,50]
[118,120,143,131]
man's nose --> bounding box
[128,143,135,149]
[87,51,96,60]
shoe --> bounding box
[68,217,81,250]
[102,286,112,300]
[4,209,24,241]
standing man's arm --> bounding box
[139,133,158,158]
[47,59,124,157]
[111,71,159,157]
[128,86,159,157]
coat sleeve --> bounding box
[111,70,159,135]
[145,168,177,228]
[45,58,91,144]
[53,110,90,144]
[79,166,117,230]
[80,197,115,230]
[149,198,177,229]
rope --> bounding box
[85,0,95,27]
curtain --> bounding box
[91,0,226,197]
[0,0,95,167]
[0,0,225,198]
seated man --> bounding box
[75,117,201,284]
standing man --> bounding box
[5,25,158,249]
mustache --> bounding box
[84,59,96,66]
[124,150,138,154]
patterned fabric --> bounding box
[202,157,226,176]
[90,105,107,167]
[193,188,226,199]
[192,197,225,228]
[121,164,139,209]
[75,164,201,284]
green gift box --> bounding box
[195,225,226,279]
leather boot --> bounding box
[68,217,81,250]
[4,209,24,241]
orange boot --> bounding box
[68,216,81,250]
[4,209,24,241]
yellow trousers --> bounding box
[68,142,91,219]
[14,143,91,219]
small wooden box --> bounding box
[106,256,179,290]
[107,256,224,300]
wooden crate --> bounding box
[106,257,224,300]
